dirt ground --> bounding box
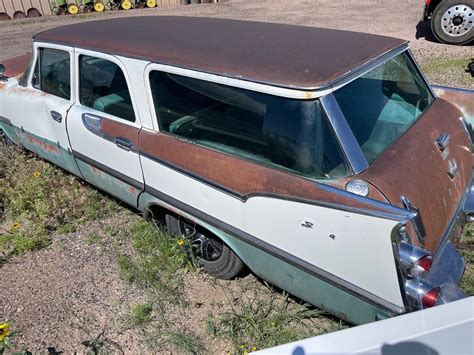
[0,0,473,353]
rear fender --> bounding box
[432,86,474,125]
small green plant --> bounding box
[131,303,153,326]
[0,142,118,258]
[168,330,206,354]
[460,224,474,296]
[86,233,103,245]
[207,286,344,352]
[116,220,194,307]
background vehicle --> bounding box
[423,0,474,45]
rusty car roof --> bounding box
[33,16,407,91]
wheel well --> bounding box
[427,0,443,17]
[143,203,168,226]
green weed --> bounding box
[207,285,344,352]
[131,303,153,327]
[87,233,103,245]
[116,220,194,307]
[0,142,118,257]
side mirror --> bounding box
[0,64,4,77]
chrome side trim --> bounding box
[320,94,369,174]
[140,152,413,221]
[81,113,139,153]
[143,185,406,314]
[72,150,144,191]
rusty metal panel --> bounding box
[33,17,406,91]
[138,128,405,217]
[2,53,31,77]
[360,99,472,252]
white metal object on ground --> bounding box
[256,296,474,354]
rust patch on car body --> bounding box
[33,17,406,91]
[433,86,474,122]
[100,118,139,149]
[3,53,31,78]
[360,99,472,252]
[138,130,407,217]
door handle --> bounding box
[50,111,62,123]
[114,137,133,151]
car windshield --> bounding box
[333,51,435,164]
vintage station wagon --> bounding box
[0,17,473,325]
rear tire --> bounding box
[165,213,245,279]
[431,0,474,45]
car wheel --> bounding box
[165,213,246,279]
[431,0,474,45]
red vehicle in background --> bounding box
[423,0,473,45]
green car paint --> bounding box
[75,159,140,207]
[138,192,393,325]
[2,124,82,177]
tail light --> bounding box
[398,241,432,276]
[422,288,440,308]
[405,279,440,309]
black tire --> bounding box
[165,213,246,279]
[431,0,474,45]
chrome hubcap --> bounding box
[179,220,223,262]
[441,4,473,37]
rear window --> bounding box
[333,51,434,164]
[149,71,349,180]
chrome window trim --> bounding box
[329,44,410,93]
[320,94,369,174]
[142,44,410,101]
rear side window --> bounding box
[149,71,348,180]
[79,55,135,122]
[33,48,70,100]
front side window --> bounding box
[33,48,70,100]
[334,51,435,164]
[79,55,135,122]
[149,71,349,180]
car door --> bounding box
[66,49,144,207]
[1,43,80,176]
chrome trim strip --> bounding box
[320,94,369,174]
[144,185,405,314]
[330,44,410,93]
[142,44,410,100]
[72,150,144,190]
[81,113,139,153]
[139,153,413,221]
